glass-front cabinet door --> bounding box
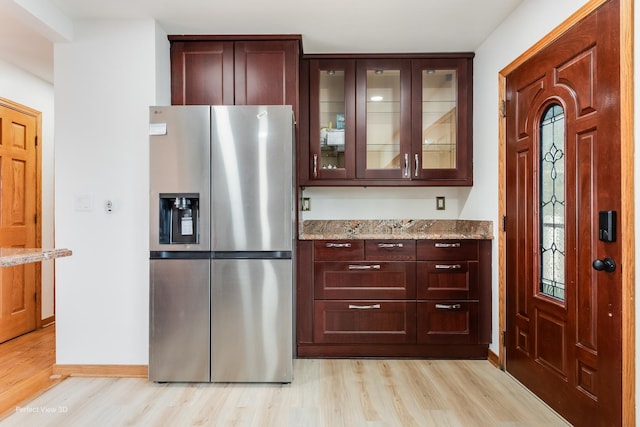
[411,58,472,183]
[309,59,356,180]
[356,59,411,179]
[305,55,473,185]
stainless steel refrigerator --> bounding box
[149,105,294,383]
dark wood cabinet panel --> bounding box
[169,36,300,120]
[170,41,234,105]
[297,240,314,344]
[297,238,491,357]
[313,300,416,344]
[313,240,364,261]
[417,301,478,344]
[314,261,416,299]
[365,240,416,260]
[416,261,478,300]
[417,239,478,261]
[234,40,299,114]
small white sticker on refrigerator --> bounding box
[149,123,167,136]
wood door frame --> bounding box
[497,0,635,425]
[0,97,43,329]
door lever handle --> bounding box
[592,257,616,273]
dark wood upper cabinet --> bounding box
[170,41,234,105]
[169,36,300,119]
[300,53,474,186]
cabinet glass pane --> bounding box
[319,70,345,170]
[422,69,457,169]
[366,69,401,170]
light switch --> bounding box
[75,194,94,212]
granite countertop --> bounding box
[299,219,493,240]
[0,248,73,267]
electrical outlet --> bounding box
[301,197,311,211]
[436,196,446,210]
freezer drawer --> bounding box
[149,259,210,382]
[211,258,293,383]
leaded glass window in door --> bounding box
[539,104,565,300]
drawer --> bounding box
[417,301,478,344]
[315,261,416,299]
[314,240,364,261]
[417,240,478,261]
[314,300,416,344]
[416,261,478,300]
[365,240,416,261]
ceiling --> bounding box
[0,0,525,83]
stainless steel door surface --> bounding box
[149,106,211,252]
[149,259,210,382]
[210,106,293,252]
[211,259,293,382]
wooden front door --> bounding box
[505,1,622,425]
[0,99,40,343]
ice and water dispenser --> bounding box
[158,193,199,245]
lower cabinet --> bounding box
[297,238,491,358]
[314,301,416,344]
[416,301,478,344]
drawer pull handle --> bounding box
[435,264,462,270]
[348,264,381,270]
[434,242,461,248]
[435,304,462,310]
[348,304,381,310]
[377,243,404,248]
[326,242,352,248]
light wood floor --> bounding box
[0,342,570,427]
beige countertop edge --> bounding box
[298,219,494,240]
[298,233,493,240]
[0,248,73,267]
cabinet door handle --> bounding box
[325,242,352,248]
[414,153,419,177]
[348,304,381,310]
[403,153,409,177]
[313,154,318,178]
[348,264,381,270]
[435,304,462,310]
[377,243,404,248]
[435,264,462,270]
[434,242,461,248]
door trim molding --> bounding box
[0,97,43,329]
[497,0,634,425]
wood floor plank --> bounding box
[0,351,570,426]
[0,324,571,425]
[0,325,63,418]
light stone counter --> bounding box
[299,219,493,240]
[0,248,72,267]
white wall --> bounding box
[0,59,56,320]
[54,19,169,364]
